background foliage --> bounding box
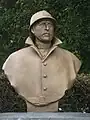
[0,0,90,112]
[0,0,90,72]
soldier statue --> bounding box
[2,10,81,112]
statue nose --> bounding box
[45,24,49,30]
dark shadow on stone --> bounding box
[0,71,27,112]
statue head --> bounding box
[29,10,56,43]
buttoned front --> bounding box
[2,37,81,111]
[43,87,47,91]
[43,74,47,78]
[43,62,47,66]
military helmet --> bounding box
[29,10,56,30]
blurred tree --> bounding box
[0,0,17,8]
[0,0,90,72]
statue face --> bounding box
[31,19,55,43]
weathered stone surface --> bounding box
[0,112,90,120]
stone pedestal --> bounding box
[0,112,90,120]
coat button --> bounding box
[43,62,47,66]
[43,87,47,91]
[43,74,47,78]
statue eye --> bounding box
[39,22,46,26]
[47,23,53,27]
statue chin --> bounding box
[39,38,52,43]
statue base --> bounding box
[0,112,90,120]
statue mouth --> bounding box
[43,33,50,36]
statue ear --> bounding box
[31,27,34,34]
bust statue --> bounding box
[2,10,81,112]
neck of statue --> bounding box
[35,38,52,49]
